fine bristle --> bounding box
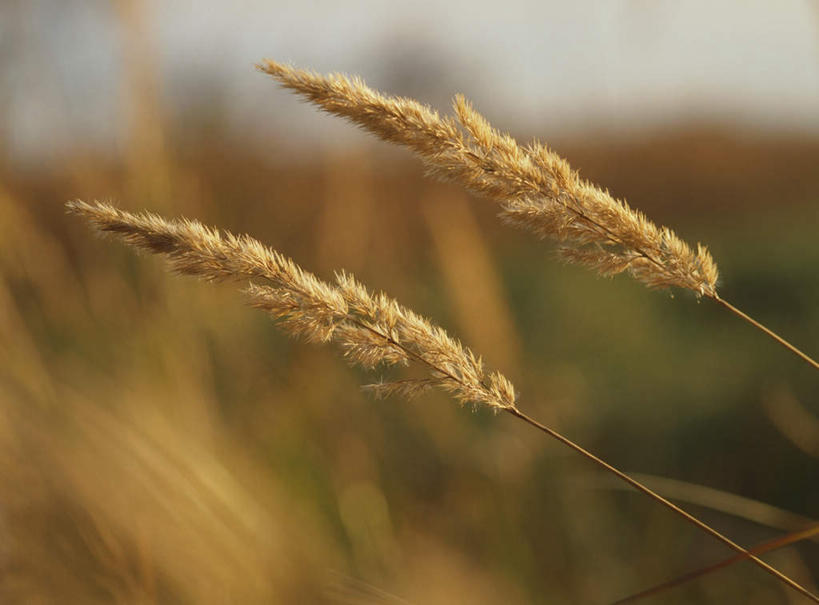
[67,200,517,412]
[258,60,719,297]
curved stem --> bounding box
[614,524,819,604]
[711,295,819,371]
[504,407,819,604]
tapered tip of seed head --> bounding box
[256,59,305,83]
[256,58,283,75]
[65,199,118,224]
[67,200,139,232]
[65,199,93,214]
[452,93,468,112]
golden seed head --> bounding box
[259,60,719,297]
[67,200,517,412]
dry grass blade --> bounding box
[614,524,819,604]
[599,472,819,602]
[68,200,819,603]
[764,387,819,458]
[598,472,817,532]
[258,59,819,371]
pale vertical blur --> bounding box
[421,188,522,374]
[316,151,376,273]
[115,0,171,204]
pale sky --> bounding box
[3,0,818,161]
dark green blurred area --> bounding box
[1,115,817,604]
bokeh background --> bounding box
[1,1,818,603]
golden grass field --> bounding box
[1,54,818,602]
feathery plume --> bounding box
[65,200,516,412]
[257,60,819,372]
[67,200,818,602]
[257,60,718,297]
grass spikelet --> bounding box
[66,200,516,412]
[258,60,718,297]
[258,59,819,371]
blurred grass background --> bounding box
[1,1,818,603]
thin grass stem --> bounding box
[711,295,819,371]
[506,408,819,604]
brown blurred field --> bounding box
[1,9,819,603]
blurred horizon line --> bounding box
[2,0,818,166]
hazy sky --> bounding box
[3,0,818,160]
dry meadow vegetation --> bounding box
[1,52,818,604]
